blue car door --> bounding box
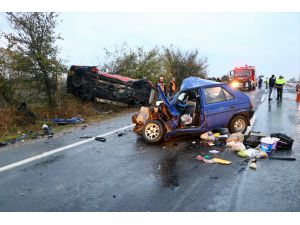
[201,85,239,129]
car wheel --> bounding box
[228,115,248,134]
[72,75,85,87]
[142,120,165,144]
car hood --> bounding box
[157,85,180,117]
[180,77,218,92]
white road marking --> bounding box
[0,124,135,173]
[261,94,266,102]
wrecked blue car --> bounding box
[132,77,254,144]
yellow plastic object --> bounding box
[213,133,220,138]
[212,158,232,165]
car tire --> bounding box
[72,75,85,88]
[228,115,248,134]
[142,120,165,144]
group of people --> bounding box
[258,75,286,101]
[156,76,177,101]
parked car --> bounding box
[67,65,155,105]
[132,77,254,144]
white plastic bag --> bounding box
[244,148,260,158]
[181,114,192,125]
[226,132,244,143]
[228,142,246,152]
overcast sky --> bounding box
[1,12,300,79]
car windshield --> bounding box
[234,70,250,77]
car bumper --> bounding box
[249,110,254,119]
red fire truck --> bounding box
[229,65,257,91]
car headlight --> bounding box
[231,81,239,88]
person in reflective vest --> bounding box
[156,76,167,101]
[168,77,176,98]
[275,75,286,101]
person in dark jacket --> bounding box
[258,77,263,89]
[268,75,276,101]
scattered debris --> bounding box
[226,132,244,143]
[269,156,296,161]
[212,158,232,165]
[0,142,8,147]
[192,141,196,144]
[52,117,84,125]
[249,159,257,170]
[209,150,220,154]
[80,135,93,139]
[81,125,88,130]
[260,137,275,155]
[95,137,106,142]
[42,124,53,136]
[249,162,257,170]
[270,133,294,150]
[227,142,246,152]
[196,155,216,164]
[200,131,216,141]
[204,155,210,159]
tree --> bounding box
[4,12,66,108]
[100,43,164,82]
[99,44,209,86]
[162,46,208,85]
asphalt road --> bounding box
[0,85,299,212]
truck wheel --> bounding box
[228,115,248,134]
[142,120,165,144]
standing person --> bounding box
[156,76,167,101]
[275,75,286,101]
[258,77,263,89]
[168,77,176,98]
[265,77,269,89]
[268,75,276,101]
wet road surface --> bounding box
[0,86,299,211]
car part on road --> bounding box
[80,135,93,139]
[95,137,106,142]
[269,156,296,161]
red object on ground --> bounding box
[100,73,137,83]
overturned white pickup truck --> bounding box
[67,65,155,106]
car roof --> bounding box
[180,77,220,91]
